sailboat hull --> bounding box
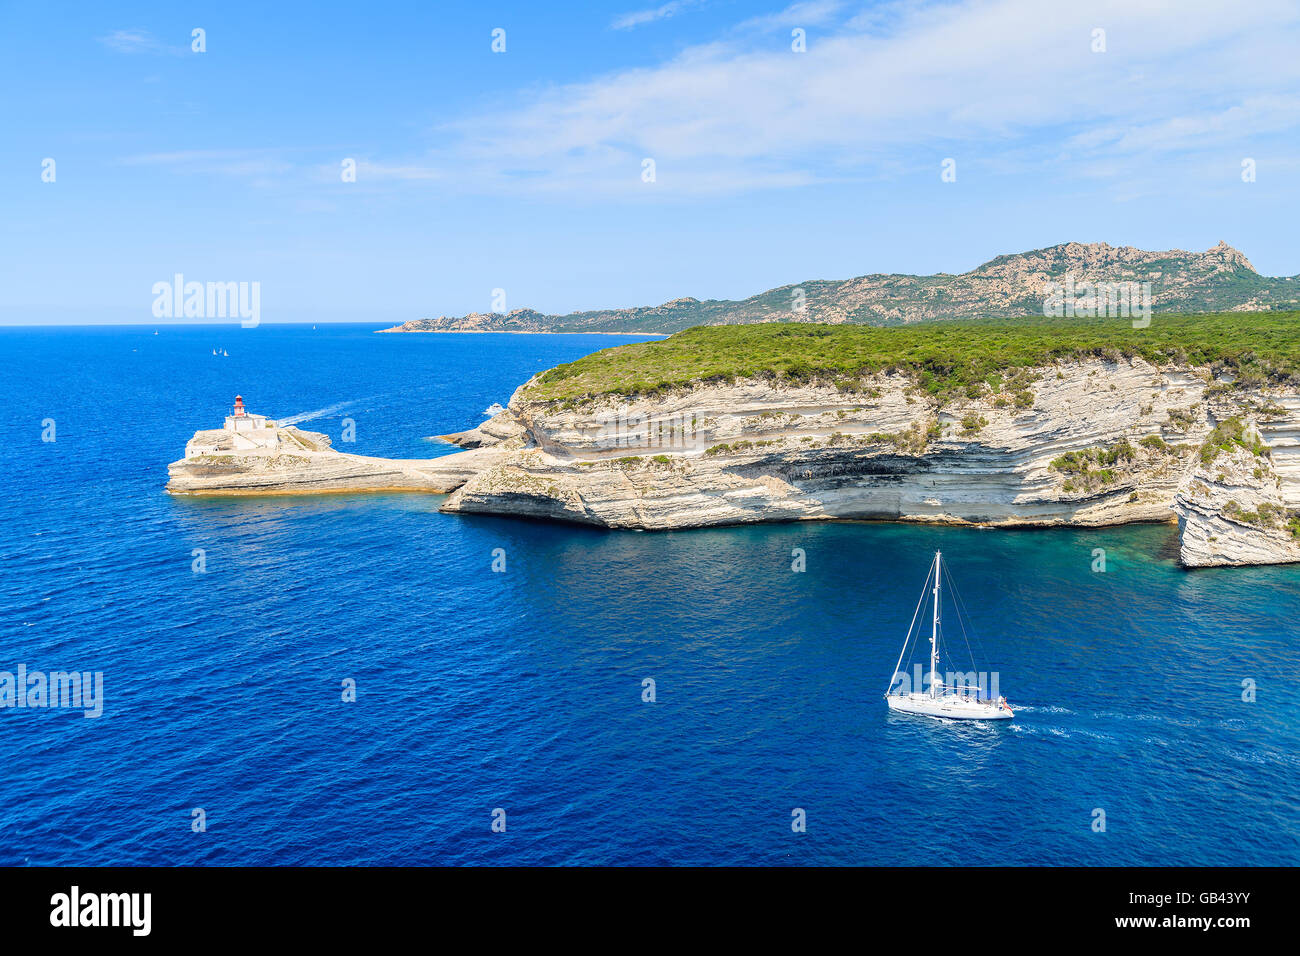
[886,693,1013,721]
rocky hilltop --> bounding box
[381,242,1300,335]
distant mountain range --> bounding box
[380,241,1300,335]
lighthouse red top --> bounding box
[232,395,246,417]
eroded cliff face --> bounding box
[439,357,1300,567]
[1175,431,1300,567]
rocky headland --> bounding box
[166,417,516,496]
[170,316,1300,568]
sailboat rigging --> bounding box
[884,551,1014,721]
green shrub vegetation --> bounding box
[1050,439,1140,491]
[859,421,934,454]
[1224,500,1286,528]
[1138,434,1176,453]
[527,312,1300,403]
[1199,416,1268,466]
[1050,439,1137,475]
[1166,408,1195,431]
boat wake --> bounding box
[1225,748,1300,768]
[1009,723,1115,743]
[1096,710,1201,729]
[277,396,377,427]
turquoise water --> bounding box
[2,324,1298,865]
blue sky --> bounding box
[2,0,1298,324]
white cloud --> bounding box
[1069,95,1300,156]
[124,1,1300,201]
[98,29,185,56]
[613,0,704,31]
[416,0,1300,197]
[351,162,444,182]
[120,149,294,179]
[737,0,845,32]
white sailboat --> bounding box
[884,551,1014,721]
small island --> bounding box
[170,313,1300,568]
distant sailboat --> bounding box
[212,348,218,356]
[222,349,229,356]
[884,551,1013,721]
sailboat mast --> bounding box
[930,551,941,699]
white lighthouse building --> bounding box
[225,394,269,432]
[222,395,279,450]
[185,395,286,457]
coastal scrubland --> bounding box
[529,312,1300,404]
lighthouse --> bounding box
[183,396,281,457]
[223,395,269,434]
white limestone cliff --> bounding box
[439,357,1300,567]
[164,359,1300,567]
[1173,414,1300,567]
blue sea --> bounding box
[2,323,1298,866]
